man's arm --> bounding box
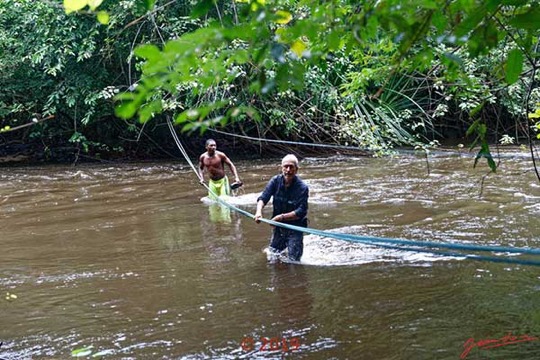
[254,176,277,223]
[222,153,240,182]
[254,199,265,223]
[198,155,205,183]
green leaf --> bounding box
[227,106,261,122]
[134,45,162,61]
[501,0,528,4]
[138,100,162,123]
[181,121,201,133]
[468,20,499,56]
[455,6,487,37]
[473,142,497,172]
[469,103,484,119]
[144,0,156,11]
[174,111,190,124]
[115,102,138,119]
[431,10,447,33]
[326,30,342,51]
[230,49,250,64]
[505,48,523,84]
[191,0,214,18]
[483,0,495,12]
[114,92,135,101]
[509,7,540,30]
[174,101,228,127]
[417,0,438,10]
[466,119,479,137]
[442,52,464,67]
[487,155,497,172]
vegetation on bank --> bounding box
[1,0,540,171]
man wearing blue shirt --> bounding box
[254,154,309,262]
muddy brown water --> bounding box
[1,151,540,359]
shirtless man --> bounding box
[198,139,241,199]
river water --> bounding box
[1,151,540,359]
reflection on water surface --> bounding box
[1,153,540,359]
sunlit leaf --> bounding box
[96,11,109,25]
[64,0,87,14]
[528,108,540,119]
[87,0,103,11]
[275,10,292,25]
[290,39,306,57]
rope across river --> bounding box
[167,118,540,266]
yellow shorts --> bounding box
[208,177,230,199]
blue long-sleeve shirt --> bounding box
[257,174,309,227]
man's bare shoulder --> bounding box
[215,151,228,159]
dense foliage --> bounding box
[1,0,540,168]
[0,0,198,161]
[113,0,540,168]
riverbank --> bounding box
[1,129,532,167]
[0,133,375,166]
